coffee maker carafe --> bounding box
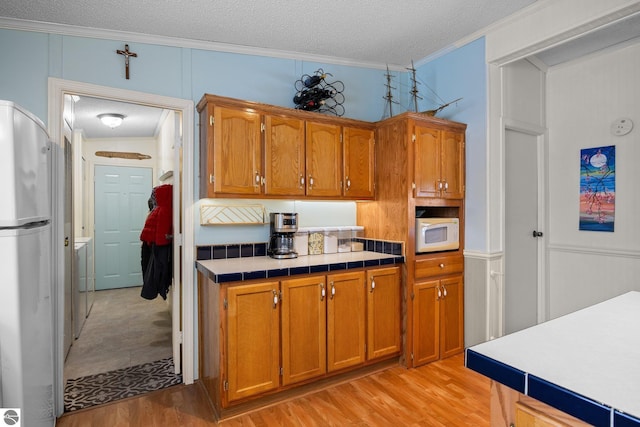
[268,212,298,259]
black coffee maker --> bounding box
[268,212,298,259]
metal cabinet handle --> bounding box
[370,278,376,293]
[439,263,445,268]
[437,286,442,299]
[320,283,325,301]
[443,181,449,191]
[442,285,447,298]
[308,175,314,189]
[273,290,279,308]
[254,171,260,187]
[330,282,335,299]
[345,177,351,191]
[299,174,305,189]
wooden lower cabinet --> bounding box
[226,281,281,402]
[492,382,591,427]
[366,267,401,360]
[198,265,401,417]
[327,271,366,372]
[412,274,463,367]
[281,276,327,385]
[516,402,567,427]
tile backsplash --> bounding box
[196,238,403,261]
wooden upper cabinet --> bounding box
[201,104,263,197]
[343,126,375,199]
[226,281,280,402]
[264,115,306,196]
[280,276,327,386]
[198,94,375,200]
[440,130,465,199]
[413,123,465,199]
[306,121,342,197]
[414,125,441,198]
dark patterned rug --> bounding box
[64,357,182,412]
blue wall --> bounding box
[416,38,487,251]
[0,29,393,123]
[0,29,51,120]
[0,28,487,251]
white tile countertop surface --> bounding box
[466,291,640,426]
[197,251,403,283]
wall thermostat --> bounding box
[610,118,633,136]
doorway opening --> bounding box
[48,78,195,416]
[63,96,177,411]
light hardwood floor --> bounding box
[57,353,491,426]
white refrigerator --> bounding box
[0,101,55,426]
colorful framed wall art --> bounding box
[579,145,615,232]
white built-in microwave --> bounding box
[415,218,459,253]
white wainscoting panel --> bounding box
[549,245,640,319]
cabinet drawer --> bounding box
[414,255,463,279]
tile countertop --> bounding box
[466,291,640,427]
[197,251,404,283]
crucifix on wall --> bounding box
[116,44,137,79]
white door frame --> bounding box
[48,78,195,416]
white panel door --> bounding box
[505,129,542,334]
[94,165,152,290]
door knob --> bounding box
[532,230,543,238]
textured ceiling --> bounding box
[0,0,537,67]
[7,1,638,139]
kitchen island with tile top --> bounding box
[196,249,404,419]
[466,291,640,427]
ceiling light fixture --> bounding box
[98,113,125,128]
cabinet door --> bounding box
[264,115,306,196]
[199,103,216,197]
[327,271,365,371]
[412,280,440,367]
[440,131,464,199]
[366,267,401,360]
[281,276,327,385]
[413,125,441,198]
[343,126,375,199]
[515,400,591,427]
[226,281,280,401]
[212,106,263,195]
[306,121,342,197]
[439,275,464,359]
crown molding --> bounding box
[0,16,407,71]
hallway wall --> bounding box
[546,41,640,317]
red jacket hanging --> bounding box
[140,184,172,245]
[140,184,173,300]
